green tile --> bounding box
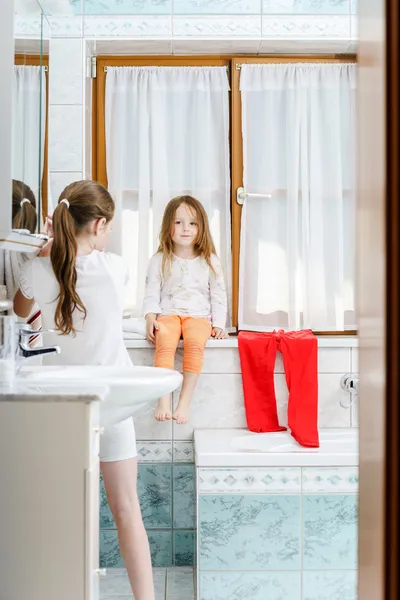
[173,464,196,528]
[100,529,173,568]
[138,464,172,528]
[174,530,195,566]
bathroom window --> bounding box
[93,55,357,333]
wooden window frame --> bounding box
[14,54,49,222]
[92,54,357,334]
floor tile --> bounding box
[167,567,195,596]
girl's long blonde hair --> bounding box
[51,180,115,336]
[157,195,216,277]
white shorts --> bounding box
[100,417,137,463]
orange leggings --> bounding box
[154,315,212,374]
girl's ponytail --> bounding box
[50,201,86,336]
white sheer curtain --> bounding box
[239,63,357,332]
[105,66,231,318]
[12,66,46,199]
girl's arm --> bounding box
[13,256,36,318]
[143,255,163,343]
[14,288,35,318]
[209,255,228,334]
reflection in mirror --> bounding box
[13,0,50,232]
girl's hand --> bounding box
[38,238,53,257]
[43,216,53,236]
[146,313,160,343]
[211,327,228,340]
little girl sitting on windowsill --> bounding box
[143,195,228,425]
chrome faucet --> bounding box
[15,324,60,368]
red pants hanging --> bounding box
[238,330,319,448]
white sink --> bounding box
[18,365,183,427]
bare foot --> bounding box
[155,395,172,421]
[172,398,191,425]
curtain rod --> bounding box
[103,65,230,73]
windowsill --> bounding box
[124,335,358,349]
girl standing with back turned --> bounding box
[144,195,228,425]
[14,180,155,600]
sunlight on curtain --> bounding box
[105,66,231,319]
[239,63,357,331]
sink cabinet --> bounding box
[0,397,101,600]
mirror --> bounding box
[13,0,50,233]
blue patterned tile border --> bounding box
[263,0,350,15]
[173,15,262,37]
[100,530,173,568]
[303,467,359,493]
[173,465,196,528]
[173,441,194,463]
[137,441,173,462]
[84,15,172,37]
[303,494,358,569]
[77,0,172,15]
[14,17,44,37]
[138,464,172,528]
[262,15,351,37]
[303,570,358,600]
[174,530,196,566]
[198,467,301,493]
[199,571,301,600]
[174,0,261,14]
[199,494,301,570]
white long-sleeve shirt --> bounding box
[143,253,227,330]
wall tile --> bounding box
[263,0,350,14]
[173,15,262,37]
[351,347,359,372]
[199,494,300,570]
[137,441,173,462]
[49,105,83,172]
[100,570,133,595]
[138,464,172,528]
[303,494,358,569]
[128,348,154,367]
[78,0,171,14]
[148,531,173,567]
[303,467,359,493]
[173,465,196,528]
[174,531,196,567]
[167,566,195,595]
[173,374,246,440]
[100,530,124,568]
[303,570,358,600]
[101,528,173,568]
[14,17,43,37]
[199,572,301,600]
[48,16,84,36]
[84,15,172,36]
[173,441,194,463]
[262,15,351,37]
[49,38,83,105]
[134,394,173,440]
[100,473,115,529]
[276,373,352,428]
[317,348,351,373]
[174,0,261,14]
[49,172,82,209]
[198,467,301,494]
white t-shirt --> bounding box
[143,253,227,330]
[19,251,131,367]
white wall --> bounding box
[127,341,359,444]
